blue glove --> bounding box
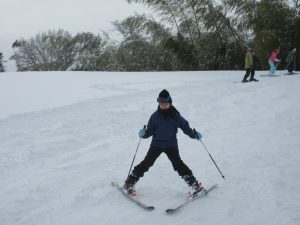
[195,132,202,140]
[138,128,146,138]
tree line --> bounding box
[5,0,300,72]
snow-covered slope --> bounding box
[0,71,300,225]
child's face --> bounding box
[159,103,171,110]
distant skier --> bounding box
[268,48,281,75]
[285,48,297,74]
[242,48,258,82]
[123,89,204,197]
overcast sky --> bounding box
[0,0,150,71]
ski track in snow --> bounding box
[0,71,300,225]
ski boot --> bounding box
[249,78,259,82]
[123,173,138,197]
[189,181,205,198]
[183,174,205,198]
[242,78,249,83]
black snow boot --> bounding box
[249,78,259,82]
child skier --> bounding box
[268,48,281,75]
[285,48,297,74]
[123,89,204,196]
[242,48,258,82]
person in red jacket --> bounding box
[268,48,281,75]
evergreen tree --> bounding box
[9,0,299,71]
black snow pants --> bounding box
[287,62,294,73]
[243,68,255,80]
[132,145,193,179]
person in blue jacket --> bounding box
[124,89,204,196]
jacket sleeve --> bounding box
[143,114,155,138]
[178,115,196,139]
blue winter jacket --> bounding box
[143,108,196,148]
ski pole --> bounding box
[200,140,225,179]
[127,125,146,179]
[194,129,225,179]
[284,62,290,70]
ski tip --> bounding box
[166,209,176,214]
[147,206,155,211]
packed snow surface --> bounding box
[0,71,300,225]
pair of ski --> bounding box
[233,81,259,83]
[111,182,217,214]
[260,72,299,76]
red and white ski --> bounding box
[111,182,155,211]
[165,184,218,214]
